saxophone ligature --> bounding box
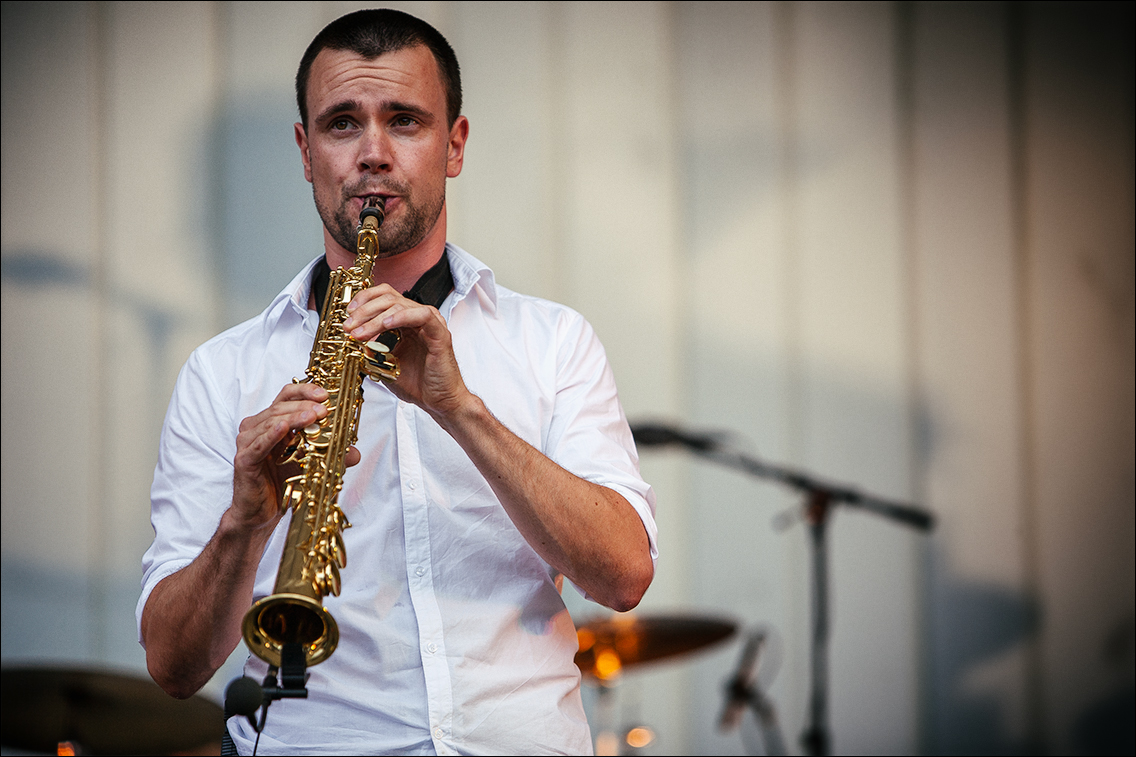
[241,196,399,668]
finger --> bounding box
[346,283,400,313]
[242,382,330,429]
[342,285,403,327]
[240,400,328,441]
[273,381,329,403]
[344,445,361,468]
[235,418,293,472]
[342,295,412,340]
[237,400,329,468]
[379,303,450,343]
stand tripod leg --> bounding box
[801,492,830,757]
[754,693,788,756]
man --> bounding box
[137,9,656,755]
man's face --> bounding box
[295,45,467,258]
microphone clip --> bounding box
[225,643,309,734]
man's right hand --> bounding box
[231,381,330,532]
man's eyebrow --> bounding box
[314,99,434,125]
[383,101,435,122]
[314,99,363,125]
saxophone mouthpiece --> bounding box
[360,196,385,228]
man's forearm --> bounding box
[434,394,654,611]
[141,511,272,698]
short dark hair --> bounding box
[296,8,462,129]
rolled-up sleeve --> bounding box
[543,310,658,569]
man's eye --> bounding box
[331,118,352,131]
[393,116,417,127]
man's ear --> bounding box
[446,115,469,179]
[295,123,313,183]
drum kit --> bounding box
[0,615,748,756]
[1,422,933,756]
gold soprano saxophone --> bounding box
[242,197,399,668]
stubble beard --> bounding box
[316,178,445,259]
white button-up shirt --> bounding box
[137,245,657,755]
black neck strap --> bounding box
[311,250,454,314]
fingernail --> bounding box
[342,317,354,329]
[346,300,358,313]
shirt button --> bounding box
[408,481,417,491]
[415,566,426,577]
[433,727,444,740]
[426,641,438,654]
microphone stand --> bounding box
[631,424,934,756]
[720,631,788,755]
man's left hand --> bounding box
[341,283,472,421]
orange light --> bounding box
[594,648,622,681]
[626,726,655,749]
[595,731,620,756]
[57,742,77,756]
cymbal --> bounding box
[575,614,737,681]
[1,666,222,755]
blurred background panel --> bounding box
[2,2,1131,755]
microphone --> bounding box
[224,676,264,729]
[719,632,765,732]
[630,422,721,452]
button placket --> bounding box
[396,401,456,748]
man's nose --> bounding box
[358,126,391,173]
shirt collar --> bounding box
[444,243,498,315]
[269,255,324,327]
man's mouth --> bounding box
[355,193,396,210]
